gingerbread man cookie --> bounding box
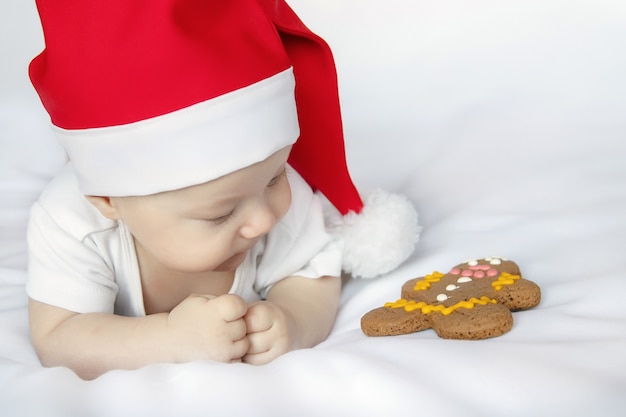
[361,257,541,339]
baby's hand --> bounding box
[166,294,249,363]
[242,301,296,365]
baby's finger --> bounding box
[245,330,272,356]
[231,336,250,361]
[244,302,273,333]
[242,348,275,366]
[227,318,247,342]
[215,294,247,322]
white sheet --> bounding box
[1,0,625,416]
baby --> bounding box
[26,0,418,380]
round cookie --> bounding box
[361,257,541,339]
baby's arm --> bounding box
[242,275,341,365]
[28,294,249,380]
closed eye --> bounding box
[205,167,285,225]
[267,168,287,187]
[206,209,235,225]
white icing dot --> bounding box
[436,294,448,302]
[446,284,459,291]
[490,258,502,265]
[467,259,478,266]
[457,277,472,283]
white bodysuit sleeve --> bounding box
[26,201,118,314]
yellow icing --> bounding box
[385,296,496,316]
[384,270,521,317]
[413,271,445,291]
[492,272,521,290]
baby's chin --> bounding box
[213,251,248,272]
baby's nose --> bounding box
[239,201,277,239]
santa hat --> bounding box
[29,0,420,278]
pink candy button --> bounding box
[469,265,492,271]
[450,265,500,279]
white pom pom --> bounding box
[324,189,421,279]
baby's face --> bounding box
[108,146,292,273]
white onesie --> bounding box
[26,164,342,317]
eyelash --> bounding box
[207,210,235,225]
[206,168,286,225]
[267,168,287,187]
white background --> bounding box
[2,1,626,416]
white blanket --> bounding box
[1,1,625,416]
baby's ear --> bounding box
[84,196,121,220]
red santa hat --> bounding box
[29,0,420,278]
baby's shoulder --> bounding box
[33,164,116,240]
